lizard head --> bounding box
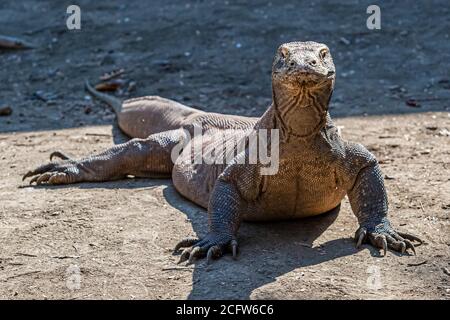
[272,41,335,92]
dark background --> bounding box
[1,0,449,133]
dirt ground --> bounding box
[0,1,449,299]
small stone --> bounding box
[405,99,421,108]
[388,85,400,91]
[84,106,92,114]
[339,37,350,45]
[443,267,450,276]
[0,105,12,116]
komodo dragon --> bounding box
[23,41,422,264]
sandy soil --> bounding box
[0,1,449,299]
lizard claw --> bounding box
[355,227,367,249]
[174,232,235,265]
[230,239,238,260]
[177,248,192,264]
[403,239,416,255]
[173,237,199,252]
[23,155,83,185]
[206,245,222,265]
[49,151,72,161]
[23,163,58,181]
[355,224,422,256]
[397,232,423,246]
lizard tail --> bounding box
[84,80,122,115]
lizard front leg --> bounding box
[174,179,243,264]
[22,129,186,185]
[348,158,422,256]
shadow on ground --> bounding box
[26,178,380,299]
[163,186,385,299]
[29,179,379,299]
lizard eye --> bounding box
[320,49,328,60]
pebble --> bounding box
[0,105,12,116]
[443,267,450,276]
[339,37,350,45]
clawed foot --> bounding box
[355,223,423,256]
[22,150,82,185]
[173,233,237,265]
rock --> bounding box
[339,37,350,45]
[84,106,92,114]
[405,99,421,107]
[438,79,450,89]
[33,90,58,102]
[0,105,12,116]
[0,35,34,49]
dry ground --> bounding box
[0,1,449,299]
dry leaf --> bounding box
[0,106,12,116]
[94,79,127,92]
[0,35,34,49]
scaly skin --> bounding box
[23,41,422,264]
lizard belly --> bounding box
[172,161,219,209]
[244,159,347,221]
[171,132,241,209]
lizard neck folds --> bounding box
[270,41,335,140]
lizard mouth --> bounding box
[296,70,335,88]
[272,70,334,90]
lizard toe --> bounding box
[173,237,199,252]
[174,233,234,265]
[177,247,192,264]
[47,172,71,185]
[230,239,238,260]
[49,150,72,161]
[354,227,367,249]
[186,246,208,265]
[385,234,407,254]
[23,158,84,186]
[361,226,422,256]
[23,162,58,181]
[367,233,388,256]
[397,232,423,246]
[206,245,223,265]
[35,172,56,185]
[390,232,418,255]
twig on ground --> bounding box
[15,252,37,257]
[5,270,40,281]
[407,260,428,267]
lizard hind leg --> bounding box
[23,129,188,185]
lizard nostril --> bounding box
[289,61,295,67]
[310,60,317,66]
